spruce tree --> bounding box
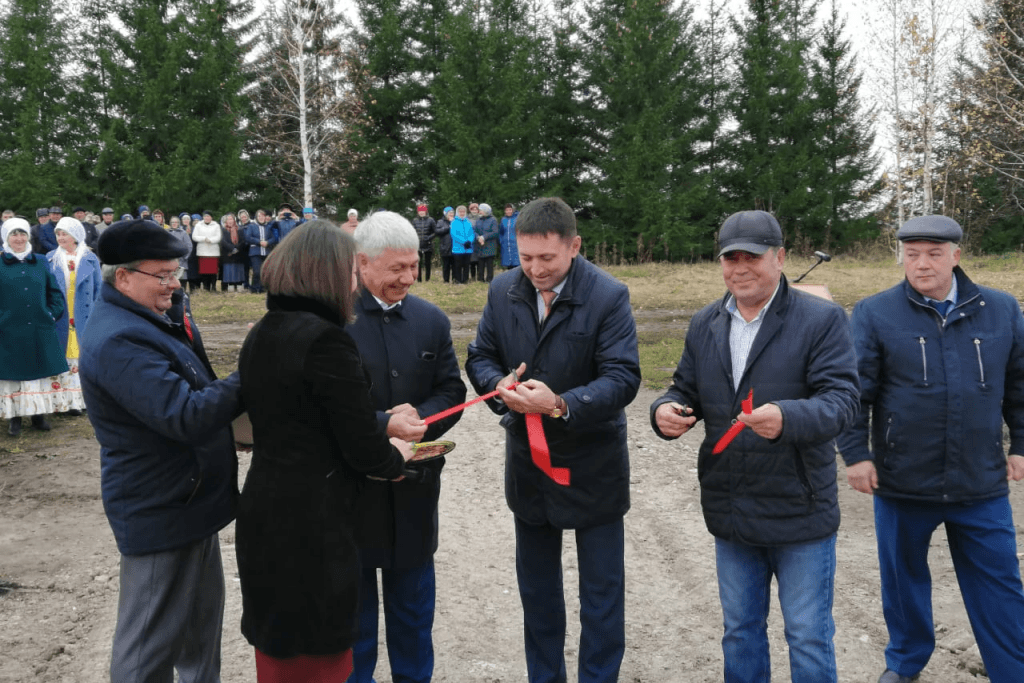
[727,0,824,249]
[809,0,879,250]
[582,0,713,261]
[0,0,70,210]
[94,0,253,213]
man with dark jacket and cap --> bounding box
[466,197,641,683]
[347,211,466,683]
[31,207,59,254]
[836,215,1024,683]
[79,219,244,683]
[651,210,860,683]
[72,206,100,252]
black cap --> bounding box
[717,211,784,258]
[49,206,63,214]
[278,202,293,213]
[73,206,86,213]
[896,215,963,243]
[97,219,190,265]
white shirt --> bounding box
[726,282,781,391]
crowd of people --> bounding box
[3,199,1024,683]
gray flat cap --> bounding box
[717,211,784,258]
[897,215,962,243]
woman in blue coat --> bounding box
[449,205,475,284]
[1,218,67,436]
[47,217,102,415]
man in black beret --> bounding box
[80,218,244,683]
[837,215,1024,683]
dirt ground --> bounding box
[1,316,1018,682]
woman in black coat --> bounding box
[236,220,413,682]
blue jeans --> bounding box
[351,561,435,683]
[715,534,837,683]
[514,516,625,683]
[875,495,1024,682]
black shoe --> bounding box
[66,409,83,417]
[8,417,22,437]
[879,670,919,683]
[31,415,52,431]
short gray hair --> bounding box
[102,260,144,285]
[354,211,419,260]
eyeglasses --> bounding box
[126,266,186,285]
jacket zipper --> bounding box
[918,337,927,382]
[974,338,985,383]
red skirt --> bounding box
[198,257,219,275]
[254,648,353,683]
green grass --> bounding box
[637,330,686,390]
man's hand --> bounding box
[1008,455,1024,482]
[846,460,878,494]
[654,402,696,437]
[738,403,783,440]
[386,404,426,442]
[497,364,561,415]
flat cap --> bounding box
[101,207,114,214]
[49,206,63,214]
[717,211,784,258]
[97,219,190,265]
[36,208,49,217]
[896,215,962,243]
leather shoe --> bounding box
[879,670,919,683]
[30,415,52,431]
[8,417,22,437]
[66,409,83,417]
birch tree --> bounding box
[250,0,363,212]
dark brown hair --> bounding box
[261,220,357,321]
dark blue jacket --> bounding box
[836,267,1024,503]
[31,221,58,255]
[473,215,499,258]
[46,249,102,355]
[651,276,860,546]
[80,284,243,555]
[499,212,519,267]
[466,257,641,529]
[347,290,466,568]
[270,216,302,243]
[243,221,278,257]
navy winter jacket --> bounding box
[836,267,1024,503]
[466,257,641,529]
[80,284,243,555]
[651,276,860,546]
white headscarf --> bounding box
[52,216,90,284]
[1,217,33,260]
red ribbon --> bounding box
[183,314,194,343]
[712,388,754,455]
[423,380,571,487]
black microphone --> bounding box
[814,251,832,262]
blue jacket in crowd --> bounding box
[244,221,279,257]
[449,216,475,255]
[499,212,519,267]
[46,248,102,355]
[836,267,1024,503]
[80,284,243,556]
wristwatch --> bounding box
[550,395,566,418]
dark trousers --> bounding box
[250,255,266,293]
[441,255,454,283]
[110,534,225,683]
[468,257,478,280]
[453,254,470,284]
[417,251,433,282]
[352,561,436,683]
[875,495,1024,681]
[477,256,495,282]
[514,516,625,683]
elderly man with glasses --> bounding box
[79,218,244,683]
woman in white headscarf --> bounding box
[0,218,68,436]
[46,217,101,416]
